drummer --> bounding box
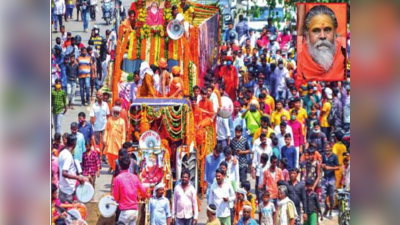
[58,134,88,204]
[113,154,148,225]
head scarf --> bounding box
[159,57,168,69]
[153,182,165,196]
[236,188,248,201]
[140,61,154,80]
[172,66,181,75]
[112,106,122,112]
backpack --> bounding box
[327,102,337,126]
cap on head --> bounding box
[172,66,181,75]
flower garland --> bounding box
[188,61,194,96]
[112,29,128,104]
[128,31,138,60]
[182,35,191,96]
[141,24,151,39]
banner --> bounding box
[198,13,220,88]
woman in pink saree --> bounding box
[146,2,164,26]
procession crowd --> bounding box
[51,1,350,225]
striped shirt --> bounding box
[77,55,92,78]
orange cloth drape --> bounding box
[220,65,238,101]
[198,98,214,121]
[297,40,346,81]
[104,117,126,170]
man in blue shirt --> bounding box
[77,112,95,147]
[235,14,249,43]
[281,133,297,171]
[149,183,171,225]
[223,22,235,43]
[204,143,225,198]
[265,18,277,35]
[321,144,339,219]
[70,122,86,163]
[60,56,69,94]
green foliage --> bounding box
[248,0,350,27]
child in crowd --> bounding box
[52,184,78,225]
[258,191,276,225]
[81,140,101,191]
[242,181,256,216]
[304,179,323,225]
[280,158,290,181]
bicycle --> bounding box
[336,188,350,225]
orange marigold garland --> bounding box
[182,36,191,96]
[149,33,156,65]
[113,29,128,103]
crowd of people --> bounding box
[51,1,350,225]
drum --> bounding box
[98,194,118,218]
[74,203,87,220]
[218,96,234,118]
[67,208,82,221]
[76,182,94,203]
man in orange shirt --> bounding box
[198,88,214,121]
[169,66,184,98]
[138,62,156,97]
[220,56,238,101]
[260,155,283,206]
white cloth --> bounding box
[172,184,199,219]
[53,0,66,15]
[344,164,350,189]
[119,210,138,225]
[277,197,297,225]
[153,73,161,93]
[268,41,280,56]
[274,67,289,92]
[252,140,272,177]
[274,125,293,137]
[216,116,231,141]
[139,62,154,80]
[209,92,220,114]
[89,101,110,131]
[208,181,236,218]
[258,164,269,188]
[90,0,98,6]
[274,127,294,152]
[344,95,350,123]
[58,149,77,195]
[130,82,141,101]
[225,158,239,189]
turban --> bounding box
[236,187,247,195]
[159,57,168,69]
[225,56,233,62]
[232,44,239,51]
[112,106,122,112]
[242,204,252,211]
[153,182,165,196]
[233,101,241,108]
[221,45,227,51]
[154,182,165,191]
[172,66,181,75]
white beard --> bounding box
[306,36,336,72]
[151,8,158,15]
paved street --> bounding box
[52,1,339,224]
